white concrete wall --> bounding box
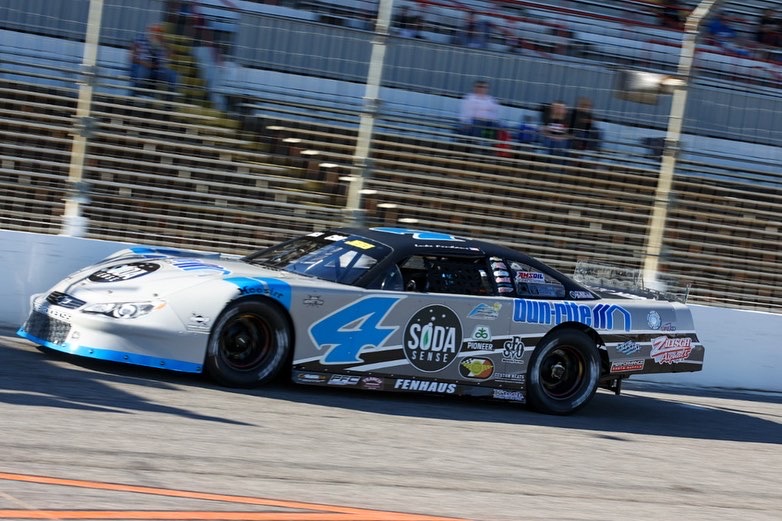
[1,230,780,392]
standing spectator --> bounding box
[129,24,178,97]
[539,100,570,157]
[569,97,601,152]
[458,80,502,140]
[756,9,780,48]
[460,12,493,49]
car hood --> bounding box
[47,247,328,302]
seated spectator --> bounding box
[756,9,780,48]
[539,100,570,156]
[129,24,178,97]
[459,12,493,49]
[659,0,686,30]
[517,115,539,145]
[707,11,750,56]
[394,6,425,39]
[458,80,502,140]
[569,97,601,152]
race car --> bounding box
[17,227,705,414]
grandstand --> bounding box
[0,0,780,312]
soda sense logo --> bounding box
[404,305,462,372]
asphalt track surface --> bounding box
[1,331,780,521]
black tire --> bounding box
[526,330,600,415]
[205,300,291,388]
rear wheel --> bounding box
[526,330,600,415]
[205,300,291,387]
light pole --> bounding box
[62,0,104,236]
[343,0,393,226]
[638,0,721,290]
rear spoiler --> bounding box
[573,261,691,303]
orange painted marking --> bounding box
[0,472,465,521]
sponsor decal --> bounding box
[297,373,328,383]
[303,295,324,307]
[309,296,401,364]
[650,336,693,364]
[88,262,160,283]
[360,376,384,390]
[610,359,645,373]
[468,303,502,320]
[465,325,494,351]
[186,313,211,332]
[394,379,456,394]
[569,291,594,299]
[516,271,545,283]
[496,277,512,284]
[661,322,677,331]
[647,310,662,330]
[498,287,514,294]
[226,277,292,308]
[502,336,525,364]
[493,389,525,402]
[403,305,462,372]
[513,299,631,331]
[33,301,72,322]
[615,340,642,355]
[170,258,230,275]
[328,375,360,386]
[459,357,495,379]
[493,270,509,277]
[324,234,348,241]
[238,284,286,300]
[494,372,525,383]
[345,239,374,250]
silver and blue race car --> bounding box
[17,227,705,414]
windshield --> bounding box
[243,233,390,285]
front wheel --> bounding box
[526,330,600,415]
[205,300,291,387]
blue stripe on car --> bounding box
[16,329,203,373]
[224,277,292,309]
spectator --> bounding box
[394,6,424,39]
[129,24,178,97]
[458,80,502,140]
[707,11,750,56]
[193,26,227,111]
[756,9,780,48]
[659,0,686,30]
[460,12,493,49]
[539,100,570,157]
[569,97,601,152]
[517,115,538,145]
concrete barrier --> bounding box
[2,230,780,392]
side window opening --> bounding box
[508,260,566,298]
[399,255,493,295]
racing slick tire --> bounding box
[526,330,600,415]
[205,300,291,388]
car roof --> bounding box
[333,226,541,264]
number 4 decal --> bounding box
[309,296,403,364]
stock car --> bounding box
[17,227,705,414]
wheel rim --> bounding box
[539,346,586,400]
[217,313,275,371]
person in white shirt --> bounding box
[458,80,502,139]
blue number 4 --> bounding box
[309,296,402,364]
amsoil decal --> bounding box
[459,357,494,379]
[513,300,631,331]
[403,305,462,372]
[610,359,645,373]
[650,336,693,364]
[394,379,456,394]
[88,262,160,283]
